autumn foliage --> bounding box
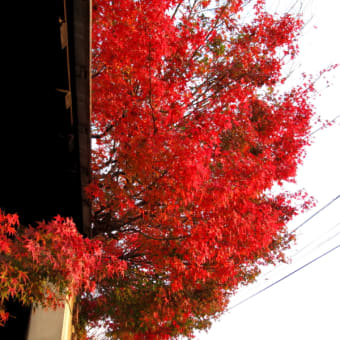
[0,210,125,326]
[1,0,320,339]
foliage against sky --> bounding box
[86,0,317,338]
[0,1,323,339]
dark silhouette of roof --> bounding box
[0,0,91,338]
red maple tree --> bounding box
[85,0,316,338]
[1,0,323,339]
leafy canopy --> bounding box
[86,0,316,338]
[1,1,321,339]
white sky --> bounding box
[196,0,340,339]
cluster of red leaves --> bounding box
[85,0,318,339]
[0,210,126,326]
[1,0,320,339]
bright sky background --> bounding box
[196,0,340,339]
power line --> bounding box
[230,195,340,300]
[310,114,340,136]
[291,223,340,261]
[234,222,340,300]
[229,244,340,310]
[292,194,340,232]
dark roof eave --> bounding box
[70,0,92,236]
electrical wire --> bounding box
[291,194,340,232]
[310,114,340,136]
[292,223,340,261]
[234,221,340,300]
[228,244,340,310]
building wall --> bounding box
[27,298,73,340]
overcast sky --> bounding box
[196,0,340,339]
